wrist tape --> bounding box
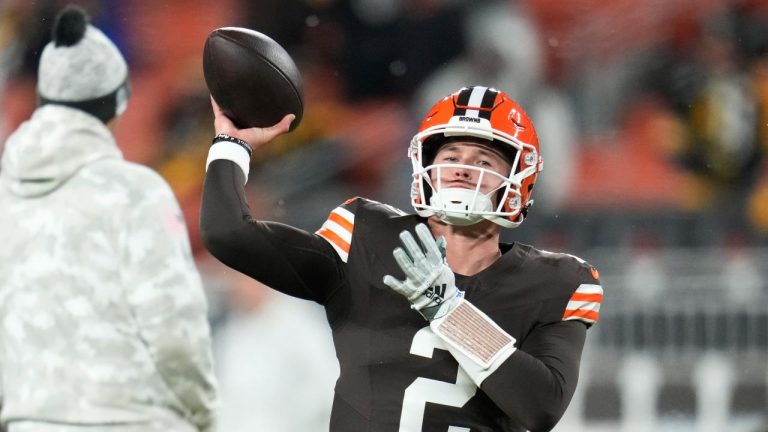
[212,133,252,155]
[206,134,252,183]
[431,298,516,369]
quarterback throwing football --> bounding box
[201,86,603,432]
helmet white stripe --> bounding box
[464,86,489,118]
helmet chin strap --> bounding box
[429,188,493,226]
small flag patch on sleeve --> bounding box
[316,206,355,263]
[562,283,603,326]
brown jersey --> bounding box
[201,161,604,432]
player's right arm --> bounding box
[200,101,342,303]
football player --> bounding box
[201,86,603,432]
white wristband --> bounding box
[206,141,251,184]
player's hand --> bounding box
[383,223,462,321]
[211,97,294,150]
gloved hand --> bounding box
[383,223,462,320]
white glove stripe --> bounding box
[393,248,422,283]
[400,231,429,274]
[382,275,408,296]
[416,223,442,266]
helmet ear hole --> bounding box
[421,135,446,166]
[520,200,533,220]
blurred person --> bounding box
[0,0,59,80]
[213,268,337,432]
[0,6,218,432]
[648,11,767,211]
[154,80,218,257]
[745,27,768,235]
[333,0,465,101]
[201,85,603,431]
[241,0,314,51]
[0,0,59,144]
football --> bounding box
[203,27,303,130]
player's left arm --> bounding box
[475,319,587,431]
[434,266,600,431]
[435,267,600,431]
[383,225,601,431]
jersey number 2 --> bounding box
[399,326,476,432]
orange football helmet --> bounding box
[409,86,543,228]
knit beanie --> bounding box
[37,5,130,123]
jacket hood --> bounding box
[1,105,122,197]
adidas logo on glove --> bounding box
[425,284,447,305]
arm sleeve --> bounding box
[121,180,219,432]
[200,159,343,303]
[480,320,586,432]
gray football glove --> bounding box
[382,223,462,321]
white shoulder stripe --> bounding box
[332,206,355,224]
[564,316,599,324]
[574,284,603,295]
[315,205,356,264]
[320,219,352,244]
[566,300,601,312]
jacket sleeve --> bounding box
[200,159,343,304]
[120,176,219,432]
[0,344,4,432]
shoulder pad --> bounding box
[536,249,603,327]
[315,197,360,263]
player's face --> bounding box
[430,141,512,195]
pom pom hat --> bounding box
[37,5,130,123]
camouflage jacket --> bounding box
[0,106,219,431]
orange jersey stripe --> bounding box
[317,227,350,254]
[570,293,603,303]
[328,210,354,234]
[563,308,599,322]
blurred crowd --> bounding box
[2,0,768,430]
[3,0,768,249]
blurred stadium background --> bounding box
[2,0,767,430]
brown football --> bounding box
[203,27,303,130]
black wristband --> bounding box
[212,134,253,156]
